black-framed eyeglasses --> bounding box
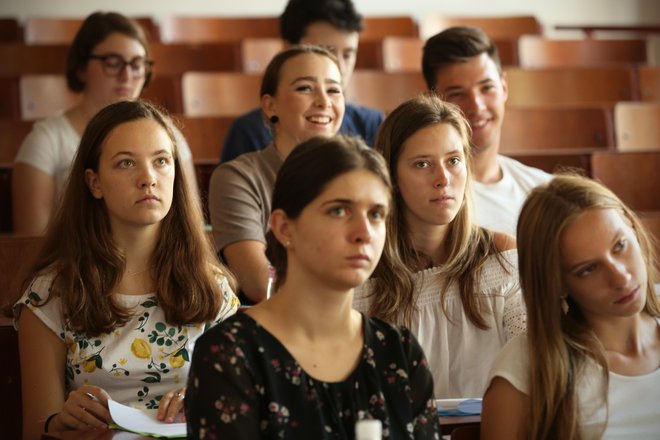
[88,53,154,78]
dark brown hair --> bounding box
[279,0,363,44]
[26,100,235,335]
[422,26,501,92]
[266,135,391,290]
[66,11,152,92]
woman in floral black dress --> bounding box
[186,136,441,439]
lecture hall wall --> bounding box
[3,0,660,37]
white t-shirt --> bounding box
[14,271,240,409]
[15,112,193,199]
[473,155,551,236]
[354,249,527,399]
[488,330,660,439]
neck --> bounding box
[263,269,358,341]
[406,216,450,267]
[273,132,302,160]
[112,224,159,275]
[471,144,502,184]
[589,311,658,356]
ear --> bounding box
[261,93,277,120]
[85,168,103,199]
[500,70,508,102]
[270,208,294,247]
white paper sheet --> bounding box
[108,400,186,438]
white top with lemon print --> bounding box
[14,272,240,409]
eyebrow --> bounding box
[110,149,171,159]
[564,227,625,272]
[321,198,388,209]
[291,76,341,86]
[442,77,496,93]
[407,149,464,159]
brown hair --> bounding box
[66,11,152,92]
[422,26,501,92]
[517,173,659,439]
[370,94,506,327]
[25,100,235,335]
[266,135,391,290]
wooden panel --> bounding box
[150,42,241,75]
[0,164,12,232]
[0,77,20,119]
[615,102,660,151]
[23,16,159,44]
[506,148,594,176]
[19,74,82,121]
[356,39,382,70]
[591,151,660,211]
[240,38,284,73]
[175,116,234,161]
[0,325,21,440]
[361,16,418,40]
[501,106,614,152]
[160,16,279,43]
[0,44,68,76]
[637,211,660,272]
[420,15,541,40]
[0,18,22,43]
[0,234,42,309]
[518,36,647,68]
[505,66,637,107]
[181,72,262,117]
[346,70,426,113]
[139,75,183,115]
[0,120,33,162]
[381,37,423,72]
[639,66,660,101]
[194,159,218,224]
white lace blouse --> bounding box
[354,249,527,399]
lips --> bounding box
[430,195,454,203]
[305,114,332,125]
[136,194,160,204]
[346,253,370,267]
[615,286,639,305]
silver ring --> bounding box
[175,392,183,398]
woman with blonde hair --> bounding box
[354,94,526,399]
[15,100,238,439]
[482,174,660,439]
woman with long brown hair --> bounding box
[14,100,238,439]
[482,174,660,439]
[355,95,526,399]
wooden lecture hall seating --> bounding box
[614,102,660,151]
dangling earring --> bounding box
[561,296,569,315]
[269,115,279,124]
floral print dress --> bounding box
[186,313,441,439]
[14,272,239,409]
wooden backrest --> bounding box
[0,77,20,119]
[0,120,33,162]
[420,15,541,40]
[160,16,279,43]
[506,148,594,176]
[346,70,426,113]
[615,102,660,151]
[23,16,159,44]
[639,66,660,102]
[0,164,12,233]
[181,72,262,117]
[381,37,424,72]
[0,324,21,440]
[505,66,637,107]
[0,235,42,310]
[637,211,660,272]
[240,38,284,73]
[361,16,418,40]
[141,75,183,115]
[518,36,647,68]
[591,151,660,211]
[0,43,68,77]
[501,106,615,152]
[18,74,82,121]
[193,159,218,223]
[150,42,241,75]
[175,116,235,161]
[450,425,480,440]
[0,18,22,43]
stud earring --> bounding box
[270,115,279,124]
[561,296,569,315]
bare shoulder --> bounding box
[493,231,517,252]
[481,376,529,440]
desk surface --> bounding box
[42,415,480,439]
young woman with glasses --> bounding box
[12,11,198,235]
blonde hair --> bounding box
[517,173,659,439]
[370,94,506,327]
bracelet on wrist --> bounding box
[44,413,59,433]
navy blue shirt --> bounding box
[220,103,384,163]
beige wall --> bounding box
[2,0,659,37]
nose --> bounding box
[609,259,632,288]
[314,88,331,108]
[465,90,486,116]
[138,164,157,188]
[350,213,373,244]
[433,165,449,188]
